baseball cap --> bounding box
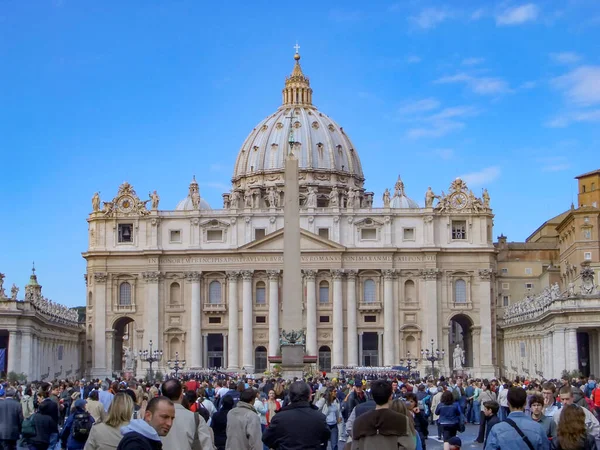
[448,436,462,447]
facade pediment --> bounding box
[239,228,345,252]
[199,219,230,229]
[354,217,384,229]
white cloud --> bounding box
[397,98,440,115]
[406,122,464,139]
[405,104,480,139]
[496,4,539,25]
[429,106,480,121]
[460,167,501,186]
[535,156,571,172]
[552,65,600,106]
[406,55,422,64]
[550,52,581,65]
[410,8,451,29]
[462,57,485,66]
[435,73,511,95]
[546,109,600,127]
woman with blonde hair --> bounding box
[83,392,134,450]
[553,404,597,450]
[391,398,421,449]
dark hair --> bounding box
[123,388,137,405]
[441,391,454,405]
[88,390,99,401]
[147,396,174,414]
[405,393,417,404]
[237,382,246,393]
[507,387,527,409]
[370,380,393,406]
[559,385,573,396]
[184,390,198,406]
[241,388,256,404]
[483,400,499,414]
[221,395,234,411]
[161,379,183,401]
[529,393,544,408]
[542,382,556,393]
[289,382,311,403]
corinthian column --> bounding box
[346,270,358,366]
[332,269,345,367]
[226,272,240,371]
[478,269,494,378]
[92,273,107,378]
[186,271,202,368]
[303,270,317,357]
[241,270,254,372]
[143,271,162,355]
[267,270,280,357]
[383,269,395,366]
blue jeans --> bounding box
[470,401,480,423]
[328,424,339,450]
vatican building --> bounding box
[83,51,498,380]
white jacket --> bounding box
[160,403,215,450]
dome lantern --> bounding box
[282,45,313,106]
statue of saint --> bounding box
[347,189,356,208]
[425,187,435,208]
[482,189,490,208]
[124,347,135,370]
[453,344,465,370]
[266,187,277,208]
[10,284,18,300]
[244,188,253,208]
[329,187,339,207]
[92,192,101,212]
[149,190,160,210]
[191,191,200,210]
[383,188,391,208]
[306,187,317,208]
[230,191,240,209]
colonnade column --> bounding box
[92,273,107,378]
[143,270,161,355]
[382,269,395,366]
[268,270,280,358]
[187,271,202,369]
[304,270,317,357]
[477,269,494,377]
[378,332,384,366]
[346,270,358,367]
[332,270,345,367]
[552,328,566,379]
[106,331,114,375]
[7,331,18,374]
[202,333,208,368]
[223,334,228,369]
[567,328,579,372]
[422,269,439,352]
[226,272,239,371]
[241,270,254,373]
[358,332,364,366]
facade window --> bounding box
[454,279,467,303]
[255,346,267,372]
[592,182,596,191]
[119,282,132,306]
[451,221,467,240]
[502,283,510,290]
[118,224,133,243]
[363,279,376,303]
[207,229,223,242]
[319,280,329,304]
[520,342,526,358]
[364,315,377,323]
[318,346,332,372]
[88,292,93,307]
[169,230,181,243]
[404,280,416,302]
[209,281,222,304]
[525,283,534,290]
[583,185,587,193]
[361,228,377,240]
[501,268,508,274]
[403,228,415,241]
[584,229,592,240]
[525,268,533,275]
[256,316,266,324]
[319,315,330,323]
[254,228,266,240]
[169,282,181,305]
[318,228,330,240]
[585,252,592,260]
[208,317,221,324]
[255,281,266,304]
[503,295,509,307]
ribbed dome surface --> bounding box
[176,196,212,211]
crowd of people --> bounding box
[1,371,600,450]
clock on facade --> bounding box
[450,192,468,209]
[119,196,134,213]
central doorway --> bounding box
[362,332,379,366]
[207,334,224,368]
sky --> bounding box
[1,0,599,307]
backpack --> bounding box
[22,414,37,439]
[593,388,600,408]
[71,412,93,442]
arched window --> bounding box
[209,281,222,304]
[119,282,131,306]
[405,335,417,357]
[255,281,266,305]
[454,279,467,303]
[169,337,181,360]
[170,282,181,305]
[404,280,416,303]
[255,346,267,372]
[363,279,376,303]
[88,292,93,307]
[319,281,329,304]
[318,346,332,372]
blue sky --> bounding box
[1,1,599,307]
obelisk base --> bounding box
[281,345,305,380]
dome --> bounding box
[176,177,211,211]
[390,176,419,209]
[231,51,364,192]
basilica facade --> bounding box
[83,52,496,379]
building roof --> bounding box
[525,210,570,243]
[575,169,600,179]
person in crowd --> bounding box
[86,391,106,424]
[484,387,549,450]
[0,386,24,450]
[252,390,268,442]
[345,380,367,420]
[553,404,597,450]
[476,381,497,443]
[196,387,217,419]
[435,391,462,443]
[117,396,175,450]
[60,398,95,450]
[445,436,462,450]
[211,395,233,450]
[263,381,330,449]
[21,387,35,420]
[406,392,429,449]
[159,379,213,450]
[554,386,600,438]
[483,400,501,448]
[98,381,115,413]
[315,386,343,450]
[225,388,262,450]
[38,386,60,450]
[465,381,475,424]
[498,383,510,421]
[350,380,415,450]
[390,399,422,450]
[265,390,281,426]
[529,393,557,442]
[431,385,445,440]
[470,381,481,424]
[25,393,59,450]
[84,392,134,450]
[543,383,561,418]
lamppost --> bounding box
[400,351,417,378]
[421,339,445,376]
[139,340,162,381]
[167,352,186,378]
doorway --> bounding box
[362,332,379,367]
[207,334,224,368]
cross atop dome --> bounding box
[283,44,313,106]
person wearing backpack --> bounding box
[60,399,95,450]
[591,384,600,418]
[23,395,59,450]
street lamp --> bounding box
[421,339,445,376]
[167,352,186,378]
[400,351,417,378]
[139,340,162,382]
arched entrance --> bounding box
[113,316,136,375]
[449,314,473,370]
[318,346,331,372]
[255,346,267,373]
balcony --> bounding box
[254,302,269,310]
[203,302,227,314]
[359,301,382,312]
[114,304,136,314]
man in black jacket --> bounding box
[0,387,24,450]
[263,381,330,449]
